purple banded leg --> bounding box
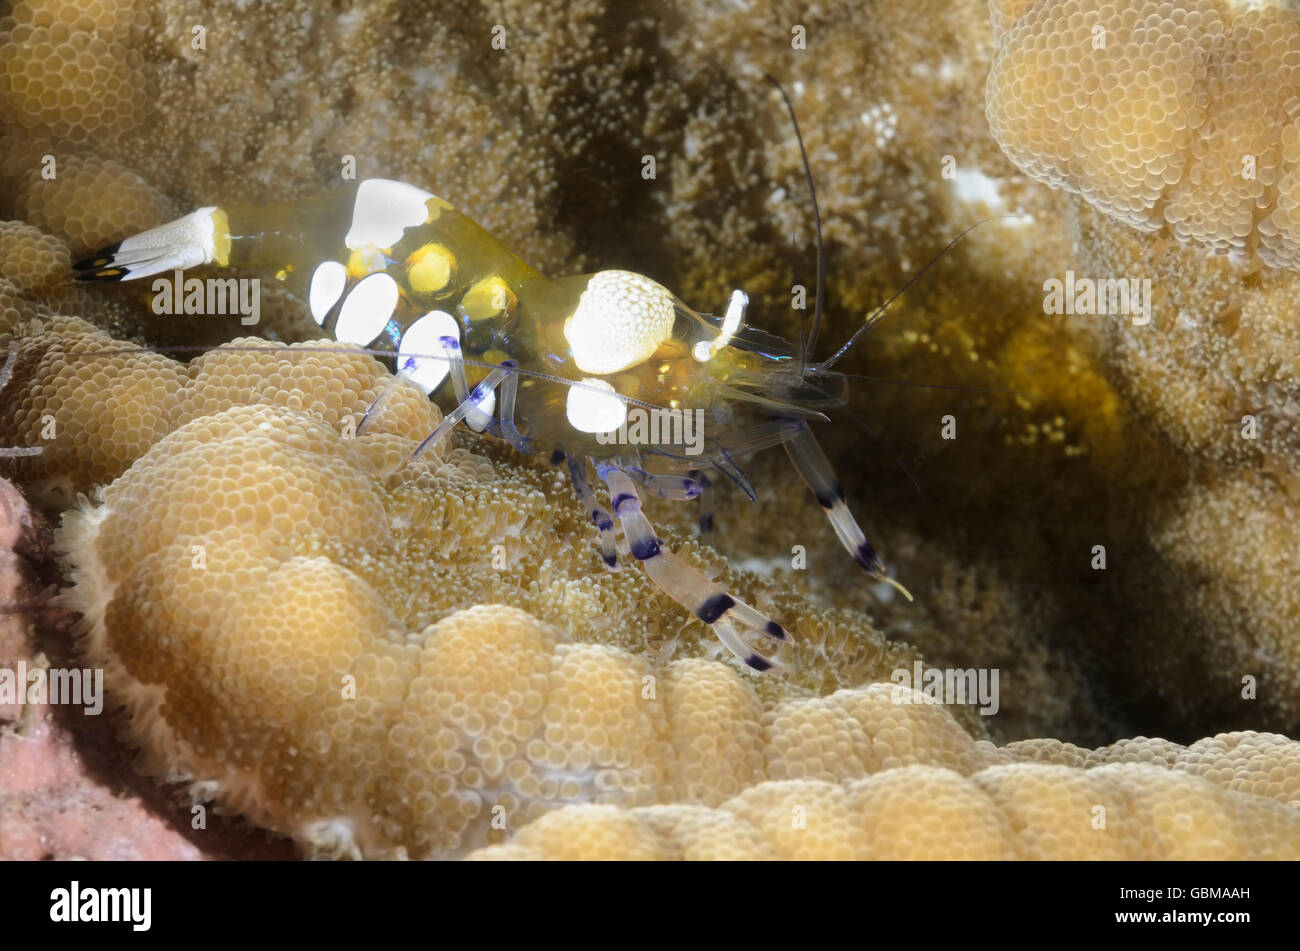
[689,469,714,538]
[566,454,618,568]
[628,468,701,501]
[783,420,912,600]
[494,362,533,453]
[409,363,511,462]
[439,336,493,431]
[0,342,42,458]
[597,465,792,672]
[356,373,407,437]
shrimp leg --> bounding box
[689,468,714,539]
[439,336,494,432]
[629,465,713,539]
[783,419,912,600]
[625,468,702,501]
[565,454,618,568]
[493,363,533,454]
[408,347,511,461]
[597,464,791,672]
[356,372,409,437]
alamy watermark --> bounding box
[1043,270,1151,326]
[595,406,705,456]
[0,662,104,715]
[151,271,260,325]
[890,662,1000,716]
[50,882,150,931]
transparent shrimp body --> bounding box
[209,179,742,459]
[74,178,909,671]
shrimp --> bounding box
[71,92,935,673]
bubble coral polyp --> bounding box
[987,0,1300,267]
[52,394,1300,859]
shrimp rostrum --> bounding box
[74,175,909,672]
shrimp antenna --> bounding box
[816,214,1025,373]
[761,72,823,378]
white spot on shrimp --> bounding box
[564,270,676,375]
[308,260,347,325]
[397,310,459,393]
[335,272,398,346]
[345,179,434,250]
[565,378,627,434]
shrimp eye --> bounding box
[564,270,676,375]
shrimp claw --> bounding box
[597,464,791,672]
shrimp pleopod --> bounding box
[75,176,906,670]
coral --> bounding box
[1068,201,1300,471]
[1131,463,1300,728]
[978,0,1300,740]
[0,474,193,860]
[3,321,924,692]
[0,0,142,145]
[1047,203,1300,730]
[56,413,1300,860]
[0,475,289,859]
[0,0,1270,763]
[0,220,67,294]
[41,371,1300,857]
[470,757,1300,859]
[11,154,173,254]
[0,315,187,499]
[987,0,1300,267]
[0,0,1298,860]
[0,0,1137,748]
[53,371,935,857]
[470,728,1300,859]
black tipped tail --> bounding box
[72,242,127,281]
[68,206,223,282]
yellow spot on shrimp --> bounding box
[462,274,515,322]
[211,208,232,266]
[405,242,456,295]
[347,245,388,279]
